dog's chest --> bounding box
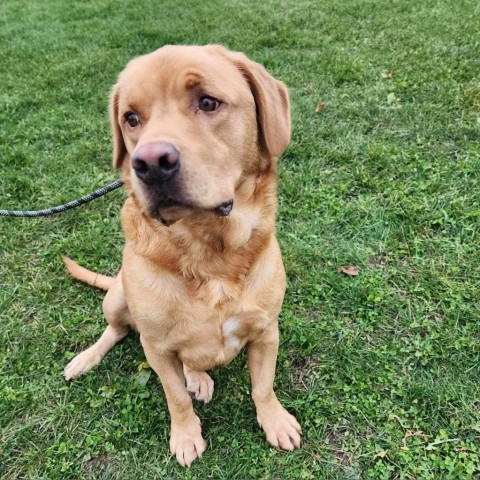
[177,307,268,371]
[172,277,266,370]
[195,277,241,307]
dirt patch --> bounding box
[85,454,113,473]
[326,429,356,468]
[290,355,324,390]
[367,254,389,266]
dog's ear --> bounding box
[109,84,127,169]
[224,50,291,158]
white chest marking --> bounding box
[222,318,241,349]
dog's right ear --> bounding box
[109,84,127,169]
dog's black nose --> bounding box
[132,142,180,185]
[215,200,233,216]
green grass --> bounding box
[1,0,479,478]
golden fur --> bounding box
[63,45,301,467]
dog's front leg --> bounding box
[141,337,206,467]
[247,325,302,451]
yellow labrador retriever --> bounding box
[63,44,301,467]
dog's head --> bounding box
[110,45,290,224]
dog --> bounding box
[63,44,301,467]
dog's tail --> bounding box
[62,256,114,291]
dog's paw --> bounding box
[170,416,206,467]
[64,347,102,380]
[257,403,302,451]
[184,367,214,403]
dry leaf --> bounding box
[137,360,150,371]
[315,102,326,112]
[388,414,407,428]
[374,450,388,459]
[381,71,393,79]
[401,430,427,451]
[339,265,360,276]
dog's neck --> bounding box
[121,168,278,280]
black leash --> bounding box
[0,180,124,217]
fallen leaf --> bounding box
[135,368,152,388]
[425,438,460,450]
[387,92,397,104]
[339,265,361,276]
[381,71,393,79]
[401,430,427,451]
[374,450,388,459]
[137,360,150,371]
[387,92,402,107]
[315,102,326,112]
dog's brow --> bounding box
[118,87,147,116]
[183,70,203,89]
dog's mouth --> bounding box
[154,199,234,226]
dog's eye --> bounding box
[198,96,220,112]
[125,112,140,128]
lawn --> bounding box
[1,0,479,478]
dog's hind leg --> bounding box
[64,274,131,380]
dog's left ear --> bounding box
[222,49,291,158]
[109,84,127,169]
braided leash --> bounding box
[0,179,124,217]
